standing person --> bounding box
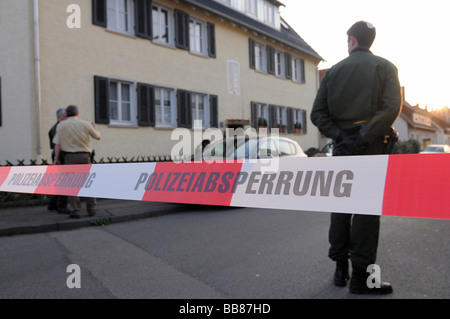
[310,21,402,294]
[47,108,70,214]
[53,105,101,219]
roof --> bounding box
[400,101,439,132]
[183,0,323,61]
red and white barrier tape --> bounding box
[1,154,448,220]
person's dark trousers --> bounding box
[328,213,380,268]
[48,151,69,213]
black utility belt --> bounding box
[64,151,91,155]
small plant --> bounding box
[258,117,268,127]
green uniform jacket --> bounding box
[311,46,402,153]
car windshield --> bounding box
[424,146,444,152]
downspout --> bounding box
[33,0,42,162]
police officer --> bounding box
[311,21,402,294]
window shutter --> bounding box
[0,77,2,127]
[92,0,107,27]
[135,0,153,39]
[269,105,277,130]
[285,53,292,79]
[207,22,216,58]
[174,9,189,50]
[301,109,307,134]
[300,58,306,83]
[287,107,294,134]
[209,95,218,128]
[267,46,275,75]
[94,76,110,124]
[137,83,155,126]
[177,90,192,128]
[250,102,258,129]
[249,39,255,69]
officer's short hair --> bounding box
[347,21,376,48]
[66,105,79,117]
[56,108,66,117]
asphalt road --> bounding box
[0,206,448,300]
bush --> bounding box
[392,139,421,154]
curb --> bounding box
[0,205,187,237]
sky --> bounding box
[280,0,450,110]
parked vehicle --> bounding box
[419,144,450,154]
[201,136,307,161]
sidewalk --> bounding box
[0,198,187,236]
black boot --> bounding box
[333,260,349,287]
[349,266,393,295]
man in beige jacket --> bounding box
[53,105,101,219]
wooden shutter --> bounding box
[94,76,110,124]
[300,59,306,83]
[267,46,275,75]
[250,102,258,129]
[287,107,294,134]
[285,53,292,80]
[137,83,155,126]
[207,22,216,58]
[92,0,107,27]
[174,9,189,50]
[209,95,218,128]
[268,105,277,130]
[135,0,153,39]
[301,109,307,134]
[249,39,255,69]
[177,90,192,128]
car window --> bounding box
[259,139,278,157]
[278,140,296,156]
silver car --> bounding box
[201,136,307,161]
[420,144,450,154]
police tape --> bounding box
[0,154,448,220]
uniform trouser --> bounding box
[328,213,380,269]
[64,152,96,213]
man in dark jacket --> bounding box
[311,21,402,294]
[47,108,70,214]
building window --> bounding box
[155,87,176,128]
[293,108,307,134]
[254,42,267,73]
[263,1,275,26]
[191,93,209,129]
[189,18,206,55]
[292,57,306,83]
[251,102,269,129]
[152,4,172,45]
[227,60,241,95]
[274,50,285,78]
[107,0,135,35]
[109,80,136,126]
[246,0,258,17]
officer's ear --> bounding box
[347,36,358,53]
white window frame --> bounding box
[292,57,305,83]
[274,50,285,78]
[256,103,269,126]
[189,17,207,56]
[191,92,210,129]
[106,0,135,36]
[154,86,177,128]
[152,3,174,46]
[227,60,241,95]
[246,0,258,17]
[254,41,267,73]
[109,78,137,127]
[263,1,275,26]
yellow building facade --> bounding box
[0,0,322,164]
